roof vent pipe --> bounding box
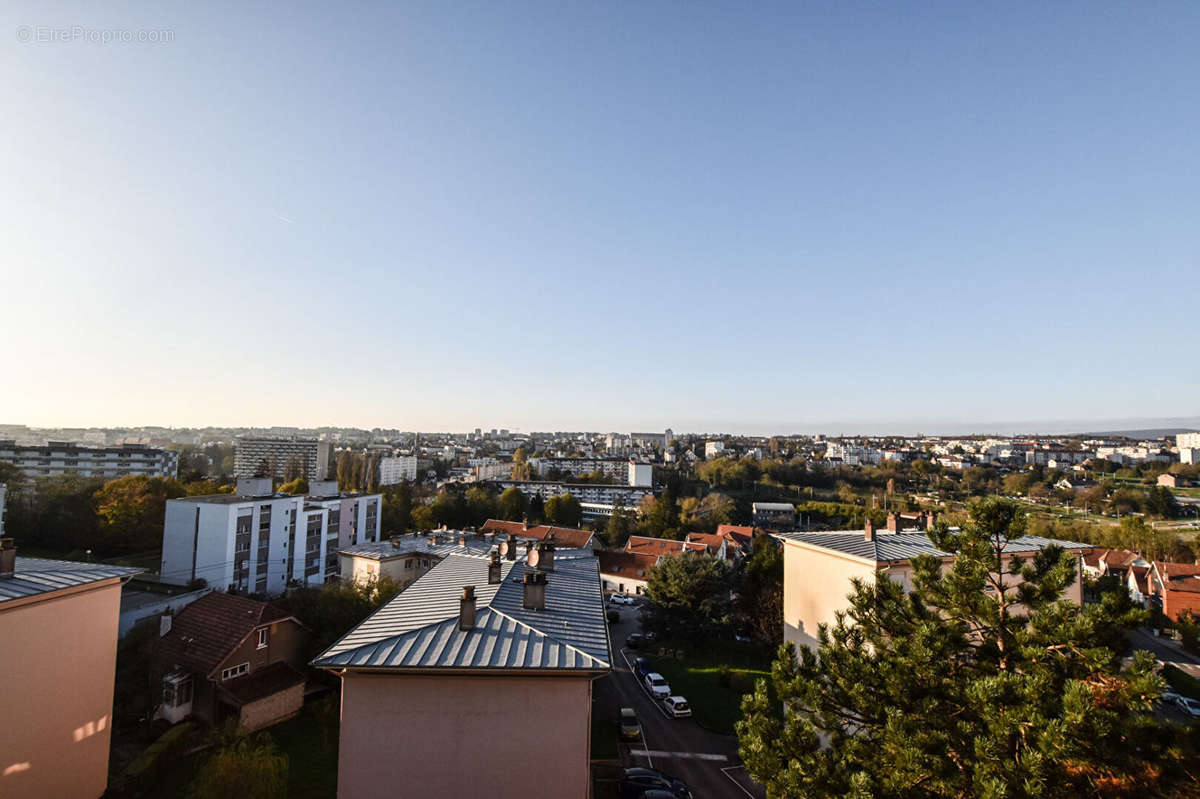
[459,586,477,630]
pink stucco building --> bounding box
[0,541,139,799]
[313,544,611,799]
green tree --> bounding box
[738,498,1181,798]
[188,730,287,799]
[381,482,413,533]
[605,500,636,548]
[498,487,527,521]
[277,476,309,495]
[644,552,730,641]
[94,475,186,553]
[465,486,498,527]
[735,538,783,647]
[527,494,545,524]
[640,488,680,538]
[544,492,582,527]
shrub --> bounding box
[717,663,732,687]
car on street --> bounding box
[626,632,645,648]
[619,707,641,740]
[1175,694,1200,718]
[633,657,652,680]
[644,672,671,700]
[619,767,693,799]
[609,593,635,605]
[1161,690,1182,707]
[662,695,691,718]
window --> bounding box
[221,662,249,681]
[162,673,192,707]
[257,629,269,649]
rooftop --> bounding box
[340,536,495,561]
[156,592,298,678]
[773,529,1093,564]
[1,557,141,604]
[312,549,611,673]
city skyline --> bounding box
[3,2,1199,433]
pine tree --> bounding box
[738,498,1190,798]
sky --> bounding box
[1,1,1198,435]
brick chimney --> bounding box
[522,571,547,611]
[459,586,476,630]
[886,512,899,533]
[458,533,467,547]
[925,510,936,530]
[864,519,875,542]
[488,552,502,584]
[504,535,517,561]
[0,538,14,579]
[390,537,401,549]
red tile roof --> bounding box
[625,536,708,557]
[156,592,296,679]
[480,519,595,549]
[714,524,757,545]
[597,550,659,579]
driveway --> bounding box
[594,603,766,799]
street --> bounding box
[594,604,766,799]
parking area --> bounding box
[595,603,766,799]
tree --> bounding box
[606,500,636,549]
[381,482,413,533]
[544,492,582,527]
[277,477,308,495]
[94,475,186,553]
[188,729,287,799]
[644,552,730,641]
[465,486,498,527]
[739,498,1184,798]
[640,489,680,538]
[335,451,352,490]
[527,494,545,524]
[680,492,734,532]
[499,487,527,521]
[735,538,783,647]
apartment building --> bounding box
[529,457,653,487]
[492,478,653,508]
[1177,432,1200,465]
[752,501,796,529]
[1,543,140,799]
[233,437,331,481]
[775,518,1091,652]
[313,545,610,799]
[160,479,381,595]
[378,455,418,485]
[0,440,178,479]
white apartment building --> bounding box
[379,455,418,485]
[493,479,653,508]
[234,437,331,481]
[0,440,179,479]
[705,441,725,459]
[160,478,381,596]
[1177,433,1200,465]
[824,441,882,466]
[528,457,653,487]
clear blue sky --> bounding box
[2,2,1197,434]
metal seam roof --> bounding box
[773,531,1093,563]
[0,557,141,603]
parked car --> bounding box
[609,593,635,605]
[619,767,693,799]
[662,695,691,718]
[626,632,645,649]
[644,672,671,700]
[633,657,652,680]
[620,707,641,740]
[1175,695,1200,718]
[1161,690,1182,707]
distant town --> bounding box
[2,421,1199,798]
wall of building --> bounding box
[0,581,122,799]
[781,541,876,653]
[239,682,304,731]
[215,618,308,680]
[337,672,593,799]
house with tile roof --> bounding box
[1147,560,1200,622]
[685,524,764,560]
[597,549,660,595]
[313,542,611,799]
[624,535,708,558]
[0,541,140,799]
[151,591,310,731]
[479,518,600,551]
[774,520,1092,653]
[1081,548,1149,580]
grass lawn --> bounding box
[645,639,773,735]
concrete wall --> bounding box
[782,540,877,653]
[0,581,122,799]
[239,682,304,731]
[337,673,593,799]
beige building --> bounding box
[313,544,611,799]
[0,541,139,799]
[338,531,494,590]
[775,517,1091,653]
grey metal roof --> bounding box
[0,557,141,604]
[339,537,495,561]
[773,530,1093,564]
[312,549,611,673]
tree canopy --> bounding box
[738,498,1192,798]
[644,551,731,641]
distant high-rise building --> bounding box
[378,456,418,485]
[0,440,178,479]
[234,437,331,481]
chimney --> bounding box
[391,537,401,549]
[488,552,502,584]
[864,519,875,542]
[525,540,535,561]
[0,538,14,579]
[522,570,547,611]
[886,512,899,533]
[925,510,936,530]
[459,586,476,630]
[537,542,556,572]
[159,610,173,638]
[504,536,517,561]
[458,534,467,547]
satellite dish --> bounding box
[499,540,510,557]
[528,548,540,569]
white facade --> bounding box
[1181,448,1199,466]
[379,456,418,485]
[1177,433,1200,450]
[161,489,382,595]
[704,441,725,459]
[0,441,178,479]
[234,437,331,481]
[494,479,653,507]
[628,461,653,487]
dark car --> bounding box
[619,767,692,799]
[626,632,645,649]
[633,657,652,680]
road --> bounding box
[1130,627,1200,678]
[594,603,766,799]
